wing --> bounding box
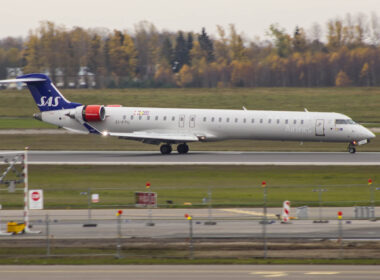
[108,131,200,144]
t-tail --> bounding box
[0,73,82,111]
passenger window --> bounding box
[226,118,230,123]
[211,117,215,122]
[293,120,297,124]
[219,117,222,122]
[130,115,134,120]
[260,119,263,124]
[155,116,158,121]
[163,116,167,121]
[203,117,206,122]
[172,116,175,121]
[235,118,238,123]
[251,119,255,123]
[277,119,280,124]
[243,118,246,123]
[147,116,150,120]
[268,119,272,124]
[139,116,142,120]
[301,120,304,125]
[285,120,288,124]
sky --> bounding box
[1,0,379,40]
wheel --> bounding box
[177,143,189,154]
[160,144,172,155]
[348,147,356,154]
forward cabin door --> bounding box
[315,119,325,136]
[189,115,196,128]
[179,115,185,128]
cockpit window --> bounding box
[335,119,356,125]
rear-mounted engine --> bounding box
[82,105,106,122]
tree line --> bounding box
[1,13,380,88]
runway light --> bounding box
[338,211,343,219]
[146,182,151,189]
[116,210,123,216]
[261,181,267,188]
[368,179,373,185]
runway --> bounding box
[1,150,379,165]
[1,265,379,280]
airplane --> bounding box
[0,73,375,154]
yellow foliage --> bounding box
[176,64,193,87]
[335,70,352,87]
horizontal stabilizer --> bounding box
[0,78,46,83]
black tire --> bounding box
[348,147,356,154]
[177,143,189,154]
[160,144,172,155]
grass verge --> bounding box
[1,165,379,208]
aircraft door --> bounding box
[315,119,325,136]
[189,115,196,128]
[179,115,185,128]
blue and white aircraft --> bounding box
[0,73,375,154]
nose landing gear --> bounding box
[348,141,356,154]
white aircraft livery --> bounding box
[0,74,375,154]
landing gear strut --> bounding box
[177,143,189,154]
[160,144,172,155]
[348,143,356,154]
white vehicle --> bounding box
[0,74,375,154]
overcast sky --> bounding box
[1,0,379,40]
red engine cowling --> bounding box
[82,105,105,122]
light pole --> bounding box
[261,181,268,259]
[146,182,155,226]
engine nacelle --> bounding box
[83,105,106,121]
[69,105,106,122]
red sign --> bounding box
[135,192,157,207]
[31,191,40,201]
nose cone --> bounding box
[362,126,376,140]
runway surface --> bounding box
[1,265,379,280]
[1,150,380,165]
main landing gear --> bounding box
[160,143,189,155]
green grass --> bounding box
[1,165,379,208]
[0,118,55,129]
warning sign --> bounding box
[29,189,43,210]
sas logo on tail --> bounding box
[37,96,61,107]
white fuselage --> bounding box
[41,107,374,144]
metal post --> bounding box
[146,184,155,226]
[116,214,122,259]
[46,214,50,256]
[189,217,194,260]
[204,186,216,225]
[261,181,268,259]
[88,188,92,222]
[338,217,343,259]
[23,148,29,230]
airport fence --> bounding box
[0,208,379,260]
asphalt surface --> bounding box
[1,208,379,239]
[1,150,380,165]
[0,265,379,280]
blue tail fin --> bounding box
[17,73,81,112]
